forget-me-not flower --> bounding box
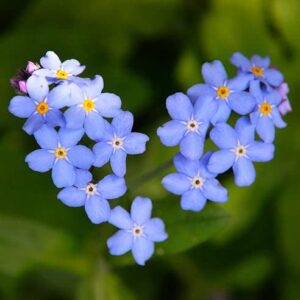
[162,153,228,211]
[207,117,275,186]
[25,125,94,188]
[188,60,256,124]
[107,196,168,266]
[58,169,126,224]
[249,81,286,143]
[93,111,149,177]
[8,75,65,134]
[157,92,217,160]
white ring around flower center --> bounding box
[112,137,124,149]
[191,176,205,189]
[85,183,97,196]
[132,225,144,237]
[186,120,199,132]
[235,145,247,157]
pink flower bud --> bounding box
[277,83,292,116]
[18,80,27,94]
[26,61,40,74]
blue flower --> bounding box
[93,111,149,177]
[63,75,122,140]
[25,125,94,188]
[207,117,275,186]
[34,51,85,84]
[58,169,126,224]
[250,81,286,143]
[107,196,168,266]
[162,153,227,212]
[157,92,217,160]
[188,60,256,124]
[8,75,65,134]
[230,52,284,88]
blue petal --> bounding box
[64,106,85,129]
[187,84,215,102]
[25,149,54,172]
[110,150,127,177]
[198,152,216,179]
[9,96,35,118]
[112,111,133,137]
[157,120,185,147]
[229,91,256,115]
[180,133,204,160]
[84,113,105,141]
[34,125,59,149]
[40,51,61,69]
[52,159,76,188]
[80,75,104,98]
[210,101,231,125]
[227,74,251,91]
[46,109,65,128]
[74,169,92,188]
[268,91,281,106]
[132,237,154,266]
[23,114,44,135]
[93,142,112,167]
[202,179,228,203]
[144,218,168,242]
[208,150,235,174]
[251,55,270,68]
[230,52,251,71]
[249,80,263,101]
[256,117,275,143]
[68,145,94,169]
[162,173,191,195]
[58,127,84,147]
[107,230,133,255]
[124,133,149,154]
[173,153,200,177]
[202,60,227,86]
[233,158,255,187]
[210,123,237,149]
[247,142,274,162]
[194,95,218,121]
[265,69,283,87]
[97,175,127,199]
[61,59,85,75]
[130,197,152,225]
[181,189,206,211]
[250,110,260,125]
[95,93,122,118]
[85,196,110,224]
[272,108,287,128]
[109,206,133,229]
[69,83,85,106]
[26,75,49,101]
[235,116,255,145]
[57,187,86,207]
[166,92,193,121]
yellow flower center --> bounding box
[251,66,264,77]
[260,102,272,116]
[216,86,230,99]
[36,101,49,115]
[83,99,95,112]
[54,147,67,159]
[56,69,68,80]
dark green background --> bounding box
[0,0,299,299]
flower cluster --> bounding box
[158,52,291,212]
[8,51,167,265]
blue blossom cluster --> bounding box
[9,51,167,265]
[158,52,291,212]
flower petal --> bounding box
[235,116,255,145]
[84,112,105,141]
[93,142,112,167]
[265,69,283,87]
[210,101,231,125]
[230,52,251,71]
[8,96,35,118]
[95,93,122,118]
[23,114,44,135]
[34,125,58,149]
[58,127,84,147]
[251,55,270,68]
[162,173,190,195]
[272,108,287,128]
[173,153,200,177]
[64,106,85,129]
[247,142,274,162]
[166,92,193,121]
[46,109,65,128]
[180,133,204,160]
[97,175,127,199]
[40,51,61,70]
[57,187,86,207]
[81,75,104,98]
[256,117,275,143]
[202,60,227,86]
[249,80,263,101]
[187,84,215,102]
[61,59,85,75]
[26,75,49,101]
[131,197,152,225]
[68,145,94,169]
[25,149,54,172]
[85,196,110,224]
[110,150,127,177]
[124,133,149,154]
[227,74,251,91]
[157,120,185,147]
[74,169,92,188]
[233,158,256,187]
[52,159,76,188]
[194,95,218,121]
[112,111,133,137]
[132,237,154,266]
[210,123,237,149]
[107,230,133,255]
[229,91,256,115]
[181,189,206,212]
[208,150,235,174]
[109,206,133,229]
[144,218,168,242]
[202,179,228,203]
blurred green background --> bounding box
[0,0,299,299]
